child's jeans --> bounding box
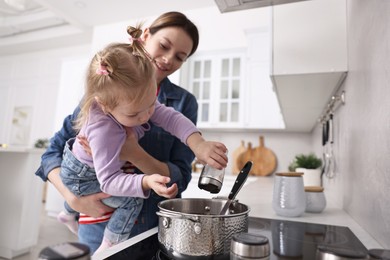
[60,139,143,244]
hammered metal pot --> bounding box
[157,198,250,259]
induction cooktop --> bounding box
[105,217,368,260]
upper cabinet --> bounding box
[271,0,348,132]
[183,28,284,131]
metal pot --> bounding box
[157,198,250,259]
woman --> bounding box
[35,11,214,253]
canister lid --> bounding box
[275,172,303,177]
[231,233,270,258]
[305,186,324,192]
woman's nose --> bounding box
[162,53,173,65]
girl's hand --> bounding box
[77,135,92,156]
[142,174,178,199]
[193,141,228,170]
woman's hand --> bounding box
[142,174,178,199]
[67,192,114,218]
[47,167,114,218]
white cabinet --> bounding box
[184,29,284,130]
[186,51,245,129]
[271,0,347,132]
[0,148,44,259]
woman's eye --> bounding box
[160,43,168,50]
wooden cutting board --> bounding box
[237,136,277,176]
[236,142,254,174]
[231,140,246,175]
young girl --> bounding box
[57,25,228,254]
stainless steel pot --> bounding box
[157,198,250,259]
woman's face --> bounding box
[142,27,193,84]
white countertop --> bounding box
[93,175,382,260]
[0,146,45,153]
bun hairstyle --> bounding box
[126,25,153,62]
[74,24,156,131]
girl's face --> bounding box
[104,83,157,128]
[142,27,193,84]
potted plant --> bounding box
[288,153,322,187]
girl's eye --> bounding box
[160,43,168,50]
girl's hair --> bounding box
[149,11,199,57]
[74,24,156,130]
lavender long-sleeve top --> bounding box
[72,100,199,198]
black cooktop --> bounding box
[105,217,368,260]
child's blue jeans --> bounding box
[60,139,143,244]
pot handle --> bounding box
[156,211,200,222]
[156,211,183,219]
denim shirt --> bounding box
[35,77,198,234]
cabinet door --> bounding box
[188,52,245,128]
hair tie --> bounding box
[129,37,142,45]
[96,64,109,75]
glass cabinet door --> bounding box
[188,53,244,127]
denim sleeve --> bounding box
[35,106,80,181]
[166,95,198,195]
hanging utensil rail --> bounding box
[318,91,346,123]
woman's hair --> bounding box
[149,11,199,57]
[74,24,156,130]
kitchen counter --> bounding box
[0,148,45,259]
[93,175,382,260]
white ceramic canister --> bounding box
[272,172,306,217]
[304,186,326,213]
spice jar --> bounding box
[272,172,306,217]
[305,186,326,213]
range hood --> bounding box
[214,0,311,13]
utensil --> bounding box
[220,161,253,215]
[321,119,329,185]
[325,113,335,178]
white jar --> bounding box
[272,172,306,217]
[305,186,326,213]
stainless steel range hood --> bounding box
[215,0,311,13]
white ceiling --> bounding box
[0,0,216,55]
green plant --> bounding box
[288,153,322,171]
[34,138,49,149]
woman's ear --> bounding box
[95,96,108,114]
[142,28,150,42]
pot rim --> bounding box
[158,198,251,218]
